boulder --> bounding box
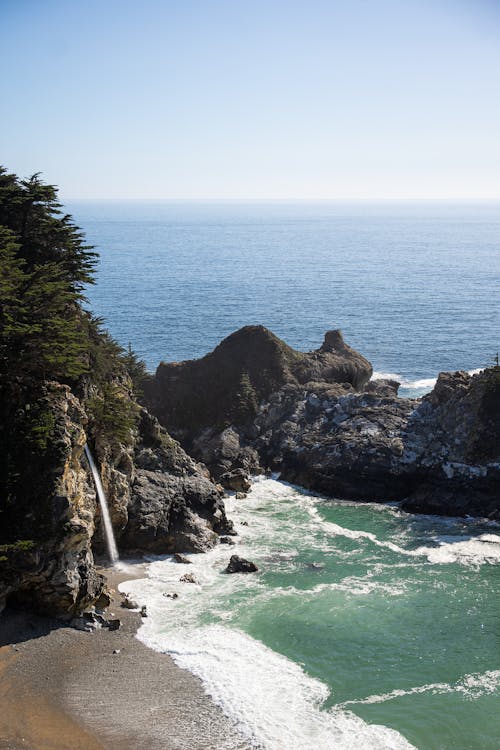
[225,555,258,574]
[173,553,191,564]
[121,596,140,610]
[220,469,251,493]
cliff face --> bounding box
[0,381,230,616]
[143,326,372,445]
[0,382,105,616]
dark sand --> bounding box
[0,562,251,750]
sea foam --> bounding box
[371,368,483,395]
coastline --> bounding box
[0,560,250,750]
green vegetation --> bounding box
[87,383,139,444]
[234,371,258,423]
[0,169,97,382]
[0,166,147,541]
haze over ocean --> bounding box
[70,201,500,390]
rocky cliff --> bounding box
[0,380,231,616]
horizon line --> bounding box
[62,196,500,203]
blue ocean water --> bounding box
[69,201,500,388]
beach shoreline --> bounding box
[0,559,250,750]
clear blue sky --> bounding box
[1,0,500,199]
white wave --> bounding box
[135,621,415,750]
[303,496,500,566]
[269,578,407,599]
[371,368,483,393]
[414,533,500,565]
[339,669,500,708]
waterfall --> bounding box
[84,444,119,564]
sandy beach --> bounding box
[0,561,250,750]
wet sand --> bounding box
[0,562,250,750]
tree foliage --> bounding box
[0,168,97,383]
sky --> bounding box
[1,0,500,200]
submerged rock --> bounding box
[173,553,191,564]
[179,573,197,584]
[225,555,259,574]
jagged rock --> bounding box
[213,516,237,536]
[251,369,500,517]
[121,455,227,554]
[94,590,112,609]
[140,605,148,617]
[220,469,251,493]
[0,378,234,618]
[235,492,247,499]
[191,427,262,481]
[71,617,99,632]
[225,555,258,573]
[173,553,191,564]
[71,610,120,631]
[163,592,179,599]
[179,573,197,584]
[219,536,236,545]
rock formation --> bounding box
[142,326,372,484]
[0,380,231,616]
[142,326,499,519]
[225,555,259,573]
[252,368,500,517]
[143,326,372,444]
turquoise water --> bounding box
[122,479,500,750]
[69,201,500,395]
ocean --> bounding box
[70,201,500,748]
[69,201,500,396]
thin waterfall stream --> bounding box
[84,444,119,564]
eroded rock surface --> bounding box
[252,369,500,517]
